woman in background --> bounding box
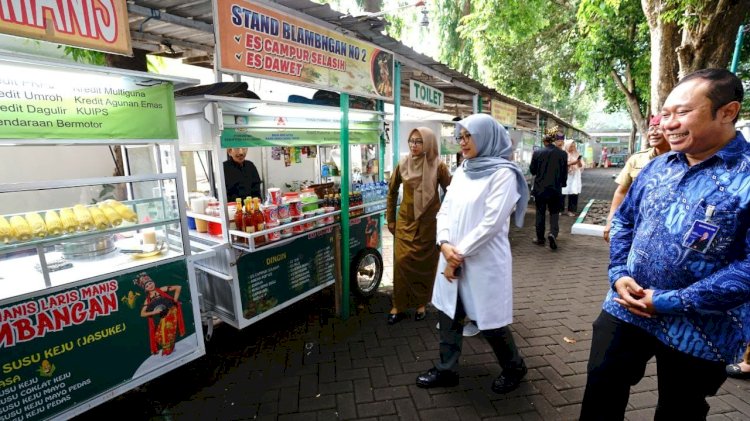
[386,127,451,324]
[561,140,583,216]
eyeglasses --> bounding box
[647,126,662,133]
[408,139,423,146]
[456,133,472,143]
[555,133,565,140]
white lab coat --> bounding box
[433,166,520,330]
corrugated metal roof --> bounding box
[128,0,588,138]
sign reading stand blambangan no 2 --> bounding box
[0,0,132,56]
[0,61,178,139]
[214,0,394,101]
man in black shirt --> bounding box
[529,126,568,250]
[224,147,262,202]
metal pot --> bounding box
[59,234,116,260]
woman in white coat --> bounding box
[561,140,583,216]
[415,113,530,394]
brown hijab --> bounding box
[399,127,440,219]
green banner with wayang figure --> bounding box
[0,61,177,140]
[0,260,198,421]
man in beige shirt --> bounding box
[603,115,670,242]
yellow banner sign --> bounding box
[491,100,517,127]
[0,0,132,56]
[214,0,394,100]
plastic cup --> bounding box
[195,218,208,233]
[268,188,282,205]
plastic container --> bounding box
[277,203,290,220]
[263,204,278,224]
[187,216,196,230]
[291,216,304,234]
[302,211,316,231]
[205,199,223,236]
[266,221,281,242]
[300,188,319,212]
[315,208,326,227]
[268,187,282,205]
[283,192,303,217]
[280,217,293,238]
[323,206,335,225]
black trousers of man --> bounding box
[435,295,525,376]
[580,311,727,421]
[533,190,562,241]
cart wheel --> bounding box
[351,248,383,297]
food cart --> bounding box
[176,96,387,332]
[174,0,393,333]
[0,52,206,420]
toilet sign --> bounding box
[409,80,443,109]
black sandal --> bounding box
[726,364,750,379]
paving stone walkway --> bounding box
[76,168,750,420]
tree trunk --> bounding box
[676,1,750,76]
[629,123,637,155]
[609,68,648,143]
[642,0,680,113]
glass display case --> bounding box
[0,144,186,300]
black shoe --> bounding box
[415,311,426,321]
[532,238,545,246]
[416,368,459,389]
[387,313,407,325]
[492,366,528,394]
[547,234,557,250]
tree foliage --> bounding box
[643,0,750,110]
[575,0,651,139]
[448,0,591,125]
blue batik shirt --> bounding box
[604,132,750,363]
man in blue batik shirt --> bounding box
[580,69,750,420]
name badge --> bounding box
[682,220,719,253]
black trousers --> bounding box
[534,191,561,240]
[435,294,525,375]
[580,311,727,421]
[563,194,579,213]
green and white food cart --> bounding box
[0,53,206,421]
[174,0,393,334]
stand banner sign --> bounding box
[0,61,177,139]
[214,0,394,100]
[237,227,337,320]
[0,260,199,421]
[0,0,132,56]
[491,100,517,128]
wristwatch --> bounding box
[437,240,449,251]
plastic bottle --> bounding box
[234,198,246,245]
[252,198,266,246]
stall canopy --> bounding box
[125,0,587,139]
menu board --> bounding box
[0,260,201,421]
[0,61,177,140]
[237,227,337,319]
